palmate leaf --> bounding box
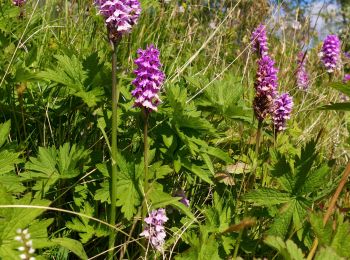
[25,143,89,194]
[37,55,102,107]
[0,150,22,175]
[167,85,216,134]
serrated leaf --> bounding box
[331,219,350,257]
[299,165,330,194]
[268,201,294,238]
[310,212,333,246]
[0,150,21,175]
[243,188,291,206]
[0,120,11,148]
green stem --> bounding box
[108,40,119,260]
[248,120,263,190]
[142,109,150,251]
[255,120,262,156]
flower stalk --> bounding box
[108,40,119,260]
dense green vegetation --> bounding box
[0,0,349,259]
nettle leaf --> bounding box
[243,188,291,206]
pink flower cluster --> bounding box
[320,35,341,73]
[140,208,168,251]
[273,93,293,132]
[95,0,141,40]
[132,45,165,112]
[296,52,309,90]
[251,24,268,57]
[253,55,278,121]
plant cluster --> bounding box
[0,0,349,259]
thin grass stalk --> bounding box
[108,40,119,260]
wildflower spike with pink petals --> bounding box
[251,24,268,57]
[253,55,278,121]
[296,52,309,90]
[140,208,168,251]
[95,0,141,41]
[320,35,341,73]
[273,93,293,132]
[132,45,165,112]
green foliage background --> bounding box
[0,0,349,259]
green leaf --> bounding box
[181,160,213,184]
[265,236,305,260]
[310,212,333,246]
[319,102,350,111]
[0,120,11,148]
[149,187,195,220]
[315,247,344,260]
[0,150,21,175]
[331,218,350,257]
[149,162,173,180]
[299,165,330,194]
[329,82,350,96]
[243,188,291,206]
[51,238,88,260]
[115,155,142,219]
[268,201,294,238]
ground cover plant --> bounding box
[0,0,350,259]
